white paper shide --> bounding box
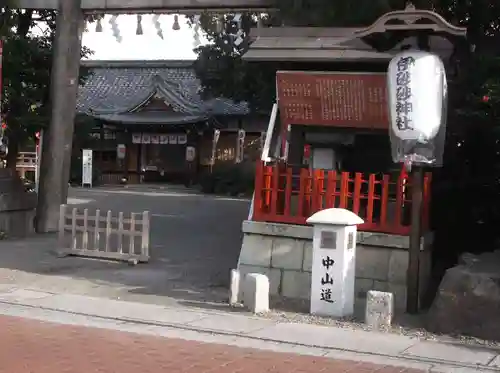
[387,50,447,142]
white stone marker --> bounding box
[229,269,240,305]
[365,290,394,329]
[242,273,270,314]
[306,208,364,318]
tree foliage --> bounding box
[0,7,93,167]
[194,1,499,111]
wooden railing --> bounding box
[252,161,432,235]
[16,152,37,179]
[58,204,150,264]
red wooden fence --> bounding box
[252,162,432,235]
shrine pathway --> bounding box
[0,185,250,307]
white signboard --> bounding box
[169,135,177,144]
[177,134,187,144]
[141,134,151,144]
[82,149,93,187]
[151,134,159,144]
[186,146,196,162]
[387,50,446,142]
[117,144,126,160]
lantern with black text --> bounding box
[387,50,448,169]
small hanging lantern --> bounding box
[172,14,181,30]
[216,15,224,34]
[235,129,246,163]
[136,14,143,35]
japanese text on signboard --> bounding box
[395,56,415,131]
[320,256,335,303]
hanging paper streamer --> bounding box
[230,14,244,49]
[152,14,163,39]
[109,15,122,42]
[193,15,201,47]
[234,29,244,47]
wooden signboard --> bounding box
[276,71,389,130]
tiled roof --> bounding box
[77,60,249,117]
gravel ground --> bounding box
[251,296,500,349]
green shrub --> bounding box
[199,162,255,196]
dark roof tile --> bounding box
[77,60,249,117]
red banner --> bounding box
[276,71,389,130]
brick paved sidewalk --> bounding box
[0,315,423,373]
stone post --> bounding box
[306,208,364,318]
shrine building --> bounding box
[235,7,465,311]
[75,59,266,185]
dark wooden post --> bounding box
[407,166,424,313]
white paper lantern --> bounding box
[387,50,447,142]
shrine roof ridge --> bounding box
[77,60,249,118]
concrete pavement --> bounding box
[68,186,250,289]
[0,287,498,373]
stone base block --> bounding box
[0,209,35,238]
[365,290,394,329]
[242,273,270,314]
[238,221,433,313]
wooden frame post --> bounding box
[407,167,424,314]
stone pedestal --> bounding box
[307,208,363,318]
[237,220,433,312]
[0,169,37,238]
